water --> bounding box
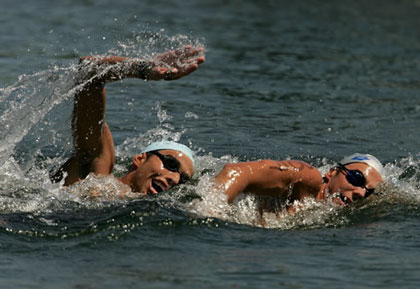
[1,0,420,288]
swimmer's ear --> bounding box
[323,168,337,183]
[132,153,148,169]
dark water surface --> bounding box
[1,0,420,288]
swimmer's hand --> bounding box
[144,45,205,81]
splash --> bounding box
[186,171,349,229]
[0,66,77,172]
[0,31,204,214]
[112,30,205,62]
[113,101,187,172]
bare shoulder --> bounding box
[264,159,322,195]
[255,159,320,178]
[218,159,320,178]
[265,159,318,170]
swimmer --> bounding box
[214,153,384,211]
[51,46,205,195]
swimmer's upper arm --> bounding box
[64,70,115,184]
[214,160,322,203]
[72,79,106,152]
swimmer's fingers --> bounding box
[163,62,200,80]
[156,46,205,66]
[142,45,205,80]
[147,63,199,81]
[173,45,204,58]
[144,58,204,81]
[194,56,205,65]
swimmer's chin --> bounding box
[332,193,352,206]
[124,180,165,197]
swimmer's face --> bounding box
[129,149,194,195]
[325,163,383,205]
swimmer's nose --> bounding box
[165,172,179,188]
[352,187,366,201]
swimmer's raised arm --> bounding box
[51,46,205,185]
[214,160,323,203]
[79,45,205,81]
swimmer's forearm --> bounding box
[79,55,151,81]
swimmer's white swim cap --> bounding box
[339,153,384,176]
[140,141,195,167]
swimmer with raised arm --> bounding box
[51,46,205,195]
[214,153,384,210]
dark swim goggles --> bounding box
[148,151,191,184]
[336,163,375,198]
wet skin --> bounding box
[215,159,383,208]
[321,162,383,205]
